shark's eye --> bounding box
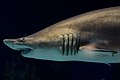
[18,38,26,42]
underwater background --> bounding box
[1,0,120,80]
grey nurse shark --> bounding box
[3,6,120,64]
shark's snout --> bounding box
[3,39,16,43]
[3,39,17,49]
[3,39,32,51]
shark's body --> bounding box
[3,6,120,64]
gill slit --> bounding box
[61,33,81,56]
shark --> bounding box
[3,6,120,64]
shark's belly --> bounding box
[76,50,120,63]
[21,49,120,64]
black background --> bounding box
[1,0,120,80]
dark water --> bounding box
[1,0,120,80]
[1,55,120,80]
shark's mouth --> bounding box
[17,48,32,54]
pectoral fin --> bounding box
[79,44,117,56]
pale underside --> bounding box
[21,48,120,64]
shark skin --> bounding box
[3,6,120,64]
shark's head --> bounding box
[3,24,78,60]
[3,34,64,60]
[3,37,35,54]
